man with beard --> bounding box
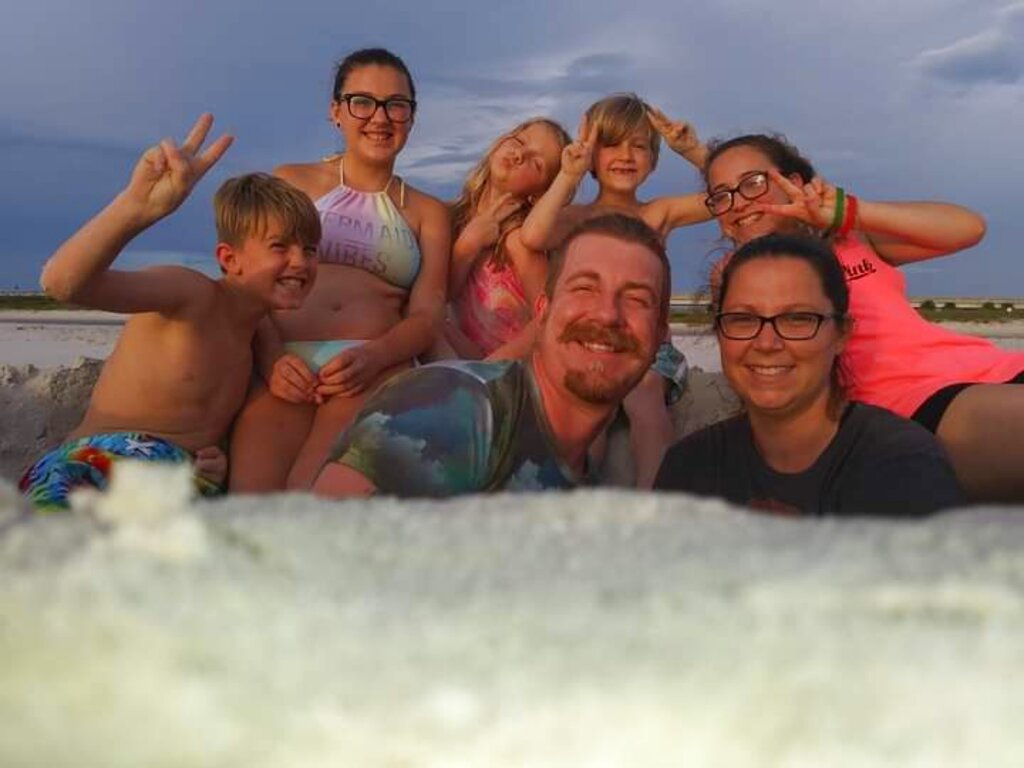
[311,213,668,497]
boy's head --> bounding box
[214,173,321,249]
[214,174,321,309]
[585,93,661,187]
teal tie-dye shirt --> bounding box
[328,360,587,496]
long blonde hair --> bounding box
[450,118,570,268]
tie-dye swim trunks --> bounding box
[19,432,223,512]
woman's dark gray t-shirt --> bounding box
[654,403,964,517]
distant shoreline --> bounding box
[5,305,1024,331]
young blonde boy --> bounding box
[517,94,711,488]
[19,115,321,510]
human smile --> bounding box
[276,275,309,291]
[580,340,621,354]
[747,363,794,378]
[560,322,639,357]
[733,211,764,228]
[362,128,394,144]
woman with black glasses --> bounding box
[230,48,451,492]
[655,234,963,516]
[697,133,1024,504]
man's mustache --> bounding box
[558,321,640,353]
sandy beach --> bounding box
[5,309,1024,484]
[4,312,1024,764]
[0,310,740,484]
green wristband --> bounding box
[830,187,846,233]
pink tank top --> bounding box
[453,258,530,355]
[836,236,1024,417]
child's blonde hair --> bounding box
[585,93,661,171]
[451,118,570,267]
[214,173,322,248]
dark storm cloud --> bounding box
[0,0,1021,294]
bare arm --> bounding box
[366,195,451,363]
[448,192,523,298]
[519,119,596,252]
[485,230,545,361]
[312,462,377,498]
[40,114,232,313]
[657,193,714,231]
[317,195,451,397]
[486,316,539,361]
[644,107,713,232]
[755,170,986,266]
[858,200,986,265]
[519,173,582,251]
[646,106,708,170]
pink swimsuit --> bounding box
[836,236,1024,417]
[453,258,530,356]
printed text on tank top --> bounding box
[314,157,422,289]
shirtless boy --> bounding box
[19,114,321,509]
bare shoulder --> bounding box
[274,160,337,199]
[154,265,222,314]
[401,182,451,229]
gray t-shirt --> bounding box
[655,402,964,517]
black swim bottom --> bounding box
[911,370,1024,433]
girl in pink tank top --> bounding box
[703,133,1024,502]
[439,118,571,359]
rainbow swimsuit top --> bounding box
[314,157,422,289]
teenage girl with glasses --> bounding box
[229,48,451,492]
[700,133,1024,502]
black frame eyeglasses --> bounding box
[339,93,416,123]
[705,171,770,216]
[715,311,839,340]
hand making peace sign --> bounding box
[560,117,598,184]
[753,170,840,231]
[122,113,234,224]
[461,190,526,254]
[646,106,702,158]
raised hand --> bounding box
[268,353,318,404]
[646,106,702,158]
[752,170,837,230]
[122,113,233,224]
[459,191,524,254]
[560,117,597,183]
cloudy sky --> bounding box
[2,0,1021,295]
